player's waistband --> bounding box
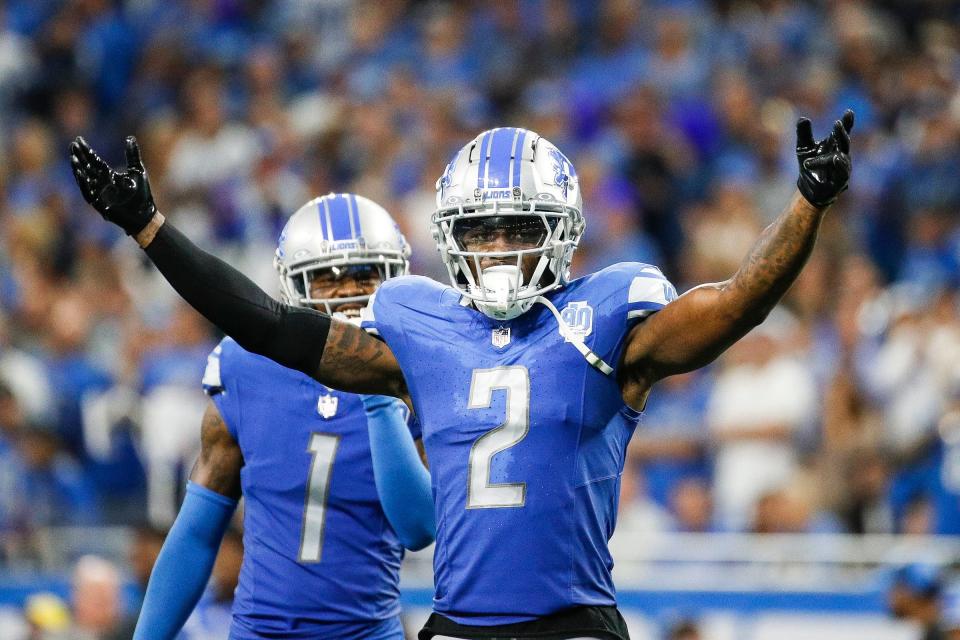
[418,606,629,640]
[230,613,403,640]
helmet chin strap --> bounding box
[534,296,614,376]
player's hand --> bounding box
[70,136,157,236]
[795,109,854,208]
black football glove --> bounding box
[795,109,854,208]
[70,136,157,236]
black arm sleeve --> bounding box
[144,221,330,376]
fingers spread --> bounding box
[73,136,110,175]
[70,161,97,203]
[796,117,815,149]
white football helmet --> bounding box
[432,127,584,321]
[275,193,410,316]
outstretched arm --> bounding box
[133,402,241,640]
[621,111,854,404]
[70,136,406,398]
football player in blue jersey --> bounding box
[72,111,853,640]
[129,194,435,640]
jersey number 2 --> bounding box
[467,366,530,509]
[298,432,340,563]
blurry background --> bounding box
[0,0,960,638]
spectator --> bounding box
[118,524,167,636]
[628,370,711,510]
[887,564,946,640]
[668,478,717,533]
[0,0,958,575]
[666,618,702,640]
[23,592,71,640]
[707,311,817,530]
[137,303,215,526]
[837,449,894,534]
[17,422,99,527]
[942,587,960,640]
[70,555,125,640]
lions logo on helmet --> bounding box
[432,127,584,321]
[274,193,410,320]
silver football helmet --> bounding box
[432,127,584,321]
[274,193,410,317]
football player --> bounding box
[130,194,435,640]
[72,113,853,640]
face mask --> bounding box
[473,265,528,320]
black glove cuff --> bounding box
[796,177,836,208]
[120,203,157,236]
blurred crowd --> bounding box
[2,0,960,632]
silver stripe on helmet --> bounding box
[274,193,411,314]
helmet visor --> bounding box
[452,215,554,253]
[291,263,384,299]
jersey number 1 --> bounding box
[298,432,340,563]
[467,366,530,509]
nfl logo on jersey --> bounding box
[317,393,338,419]
[560,301,593,342]
[491,326,511,348]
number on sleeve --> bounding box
[298,433,340,563]
[466,366,530,509]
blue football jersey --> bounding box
[202,338,420,639]
[362,263,677,625]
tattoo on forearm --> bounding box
[727,194,823,322]
[624,194,826,388]
[326,323,389,368]
[319,322,406,396]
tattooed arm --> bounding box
[133,401,241,640]
[70,136,407,398]
[190,401,244,497]
[318,320,409,400]
[620,112,854,408]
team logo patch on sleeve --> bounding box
[317,393,339,419]
[560,301,593,342]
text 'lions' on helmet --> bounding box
[274,193,410,318]
[432,127,584,321]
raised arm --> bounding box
[70,136,406,398]
[621,111,854,404]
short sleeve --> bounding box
[626,264,677,322]
[362,276,426,347]
[201,343,224,395]
[359,292,379,336]
[201,339,241,439]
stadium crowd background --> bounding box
[0,0,960,637]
